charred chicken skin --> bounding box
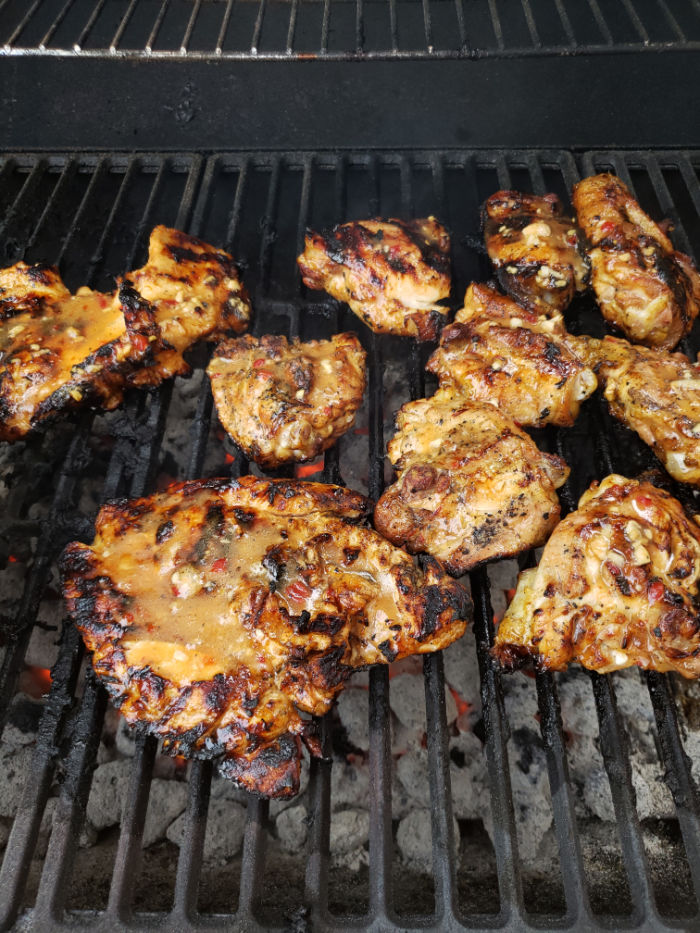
[426,283,597,428]
[572,174,700,350]
[577,334,700,486]
[61,477,469,797]
[494,475,700,678]
[482,190,589,313]
[374,390,570,574]
[297,218,451,341]
[207,333,366,468]
[0,227,251,441]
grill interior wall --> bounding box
[0,150,699,930]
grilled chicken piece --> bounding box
[207,333,366,469]
[577,334,700,486]
[482,190,589,313]
[572,173,700,350]
[426,283,597,428]
[0,227,250,441]
[61,477,469,797]
[374,389,569,574]
[297,218,450,341]
[494,475,700,678]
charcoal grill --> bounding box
[2,1,700,929]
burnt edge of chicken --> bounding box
[60,476,470,798]
[0,226,251,441]
[297,218,451,341]
[494,475,700,678]
[482,190,589,314]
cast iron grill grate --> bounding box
[0,148,699,930]
[1,0,700,58]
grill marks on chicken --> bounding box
[573,174,700,350]
[578,335,700,486]
[0,227,251,441]
[61,477,470,797]
[297,218,451,341]
[374,390,569,574]
[427,283,597,428]
[207,333,366,469]
[494,475,700,678]
[483,191,589,313]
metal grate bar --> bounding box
[487,0,505,52]
[520,0,541,48]
[181,0,203,53]
[53,157,110,265]
[33,669,108,923]
[251,0,268,55]
[216,0,234,54]
[0,619,84,929]
[106,736,158,920]
[39,0,77,49]
[619,0,651,42]
[75,0,107,51]
[320,0,331,54]
[655,0,686,41]
[146,0,171,53]
[589,672,660,926]
[584,0,614,45]
[453,0,468,52]
[389,0,399,53]
[286,0,299,55]
[646,673,700,899]
[0,157,48,244]
[110,0,140,52]
[643,154,693,254]
[171,759,213,923]
[355,0,364,53]
[553,0,576,46]
[470,568,522,921]
[423,651,458,919]
[23,157,78,257]
[3,0,41,48]
[422,0,434,52]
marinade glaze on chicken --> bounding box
[0,226,250,440]
[61,477,470,797]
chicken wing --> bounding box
[61,477,470,797]
[482,190,589,313]
[297,218,450,341]
[207,333,366,468]
[426,283,597,427]
[0,226,251,441]
[494,475,700,677]
[374,389,569,574]
[577,334,700,486]
[572,173,700,350]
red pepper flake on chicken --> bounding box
[297,218,451,341]
[494,475,700,678]
[572,173,700,350]
[0,226,251,441]
[61,476,470,798]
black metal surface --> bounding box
[2,2,700,150]
[0,148,699,931]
